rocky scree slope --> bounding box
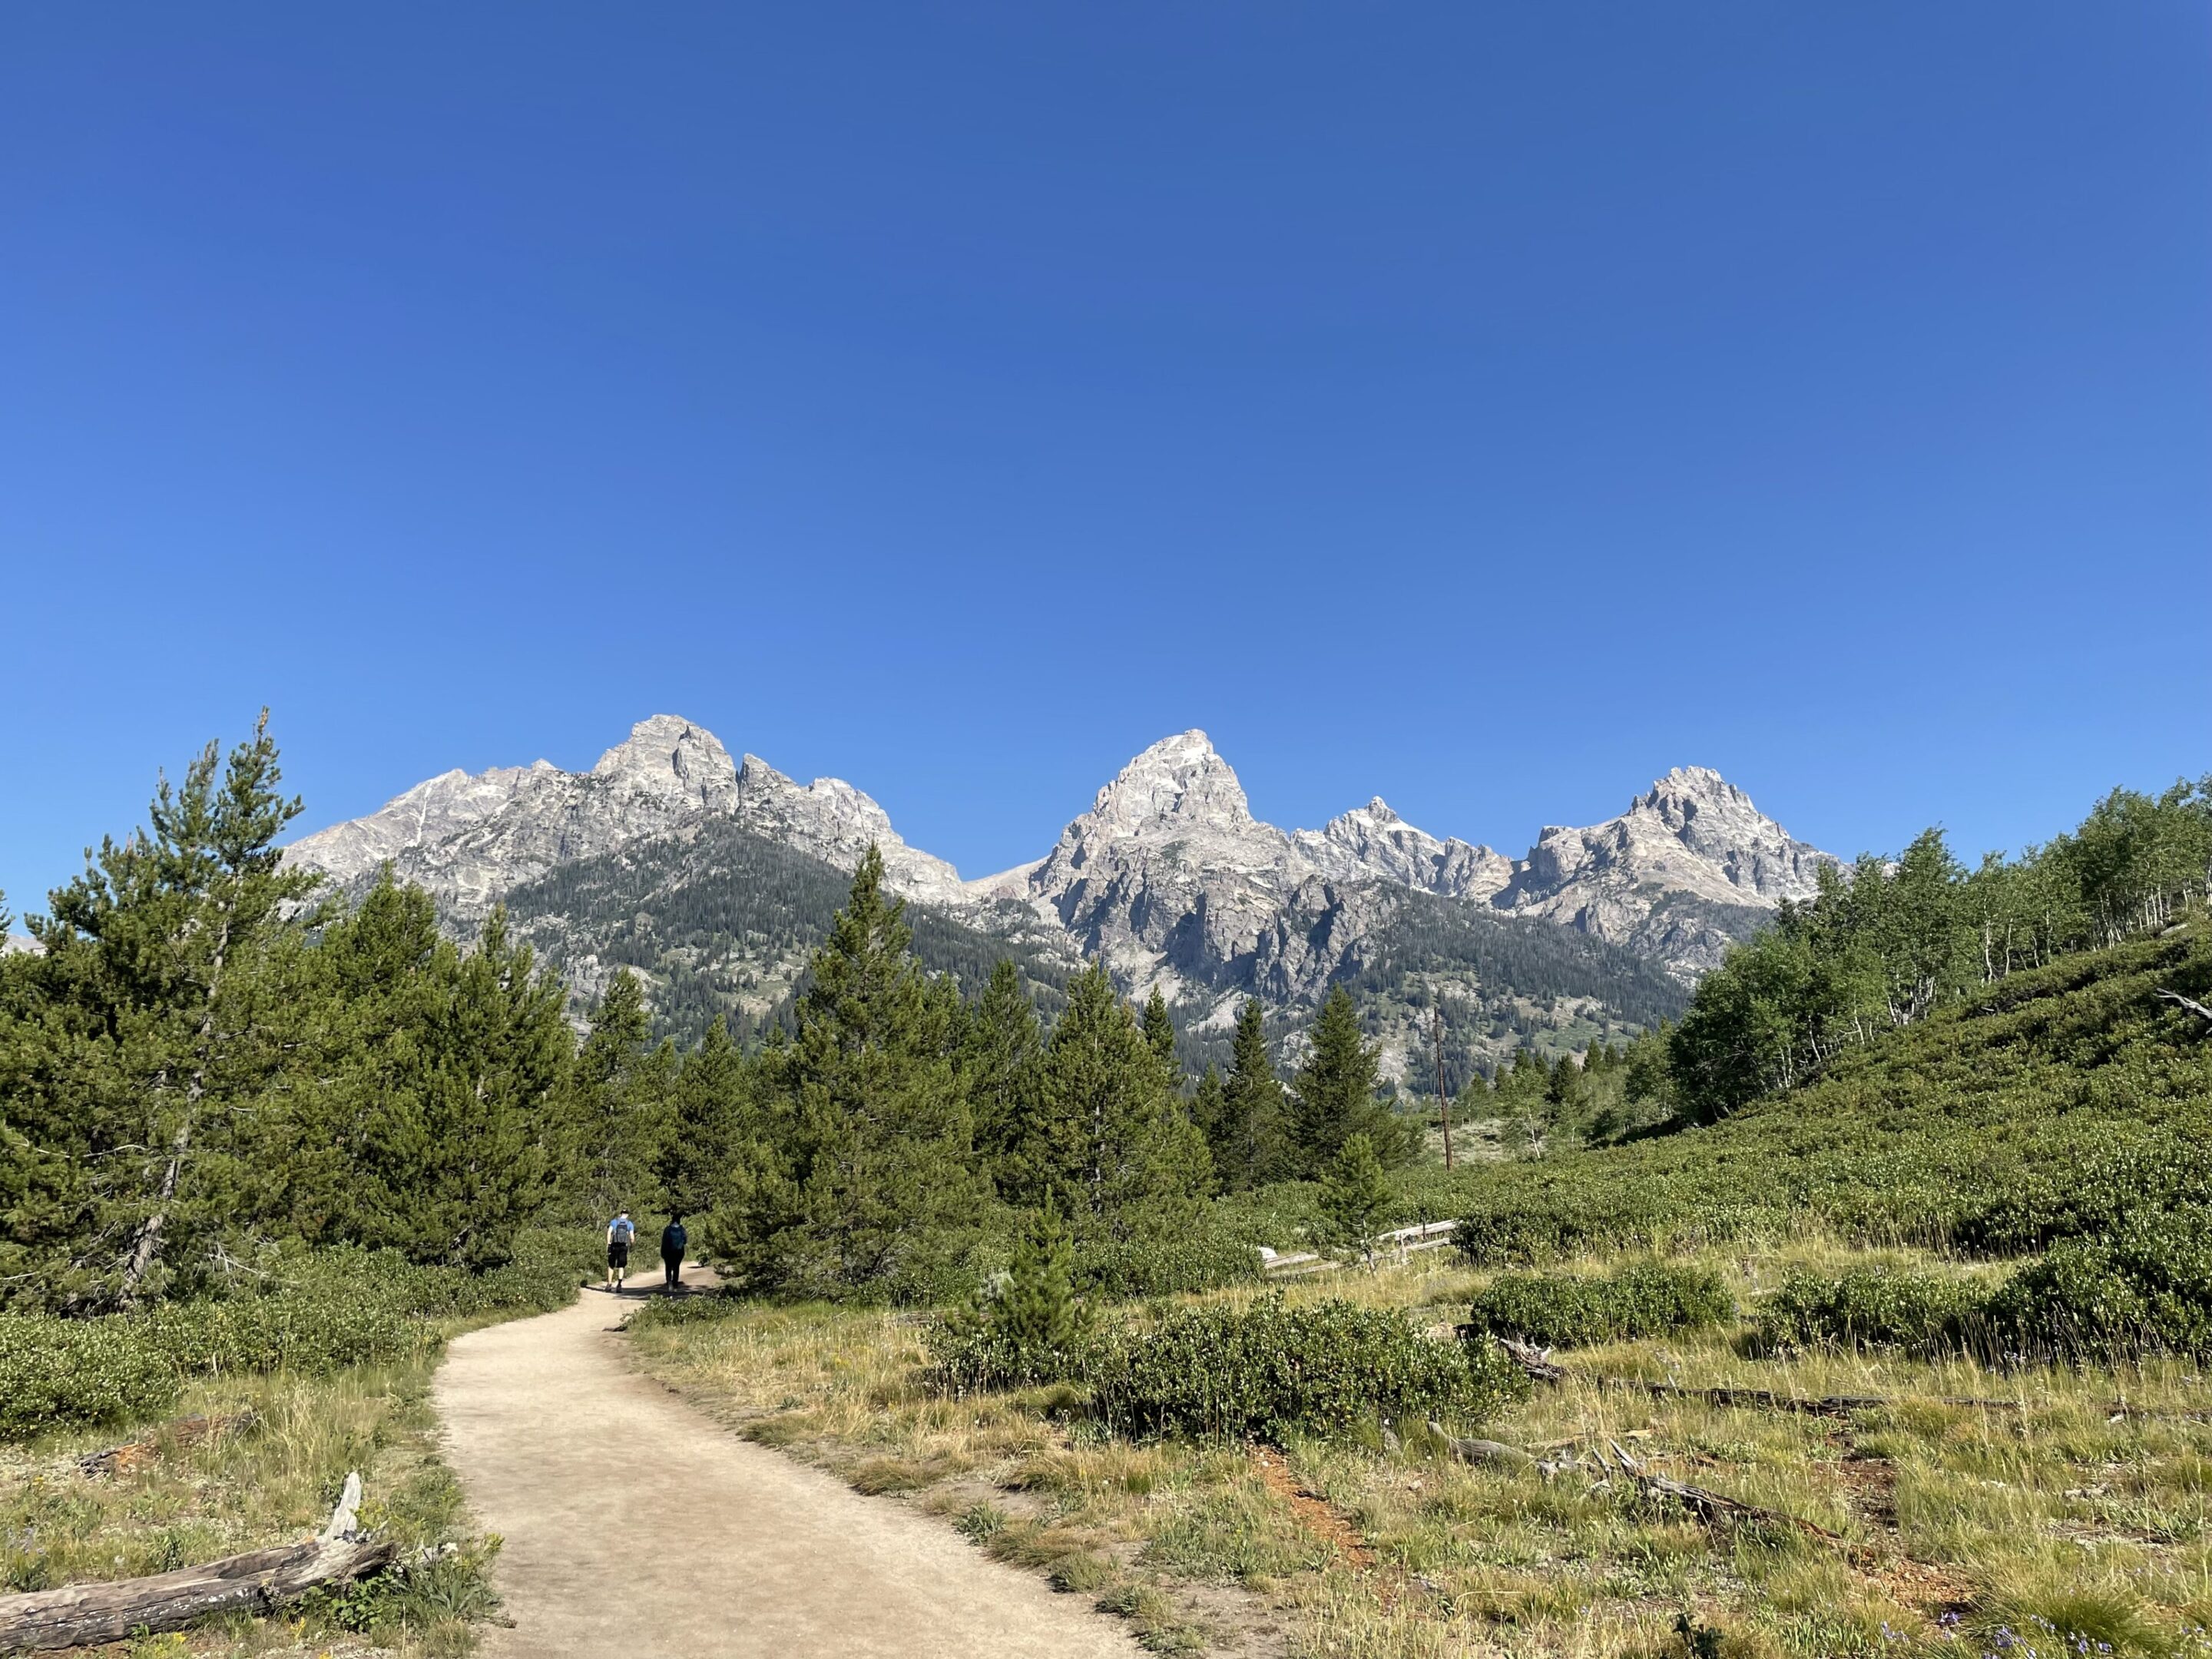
[285,717,1830,1062]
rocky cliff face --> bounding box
[286,717,1832,1038]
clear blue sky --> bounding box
[5,5,2208,912]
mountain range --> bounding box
[286,716,1834,1082]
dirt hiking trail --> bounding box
[435,1283,1139,1658]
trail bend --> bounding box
[435,1283,1138,1659]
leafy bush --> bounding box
[0,1238,594,1444]
[622,1290,744,1330]
[1985,1208,2212,1360]
[1074,1230,1260,1299]
[1088,1296,1526,1442]
[147,1289,422,1377]
[1461,1260,1734,1349]
[1432,933,2212,1269]
[0,1315,184,1439]
[1757,1264,1985,1354]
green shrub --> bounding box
[1461,1260,1734,1349]
[622,1290,744,1330]
[1088,1296,1526,1442]
[0,1316,184,1440]
[0,1237,593,1445]
[932,1209,1097,1390]
[147,1288,421,1377]
[1074,1230,1260,1300]
[1757,1264,1985,1354]
[1985,1208,2212,1360]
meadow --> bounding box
[624,1237,2212,1659]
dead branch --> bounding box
[2157,988,2212,1028]
[1425,1422,1536,1470]
[1472,1331,2022,1416]
[1597,1439,1844,1544]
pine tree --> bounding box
[265,885,569,1268]
[964,959,1041,1192]
[1208,999,1293,1190]
[568,969,667,1221]
[1290,986,1416,1175]
[1141,986,1182,1090]
[17,714,319,1306]
[744,846,985,1300]
[1320,1132,1391,1267]
[1014,960,1210,1242]
[658,1016,754,1222]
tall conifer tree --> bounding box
[742,847,984,1300]
[1015,961,1210,1241]
[1208,1000,1293,1190]
[964,959,1041,1191]
[15,714,318,1306]
[1290,985,1416,1174]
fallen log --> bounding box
[77,1410,258,1478]
[1597,1439,1845,1544]
[0,1472,392,1654]
[1492,1336,1566,1384]
[1425,1422,1536,1470]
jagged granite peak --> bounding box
[1293,796,1514,902]
[1505,765,1830,912]
[286,760,556,884]
[286,719,1836,1038]
[589,714,738,811]
[1492,765,1835,977]
[286,715,963,917]
[1080,730,1256,836]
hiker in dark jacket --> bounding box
[661,1216,688,1290]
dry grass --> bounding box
[625,1242,2212,1659]
[0,1347,501,1659]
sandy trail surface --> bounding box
[435,1280,1139,1659]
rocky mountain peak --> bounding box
[1296,795,1512,902]
[1083,730,1253,836]
[591,715,737,811]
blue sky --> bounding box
[4,5,2208,913]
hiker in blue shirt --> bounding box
[661,1215,688,1290]
[604,1210,637,1294]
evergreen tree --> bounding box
[1208,999,1293,1190]
[1189,1064,1228,1194]
[10,714,318,1306]
[1290,986,1416,1174]
[964,959,1041,1191]
[1012,960,1210,1242]
[740,847,985,1300]
[265,885,569,1268]
[568,969,667,1220]
[1141,986,1181,1089]
[1320,1132,1391,1266]
[657,1015,755,1223]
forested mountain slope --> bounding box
[1440,924,2212,1260]
[500,816,1076,1047]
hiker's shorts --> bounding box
[608,1241,630,1270]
